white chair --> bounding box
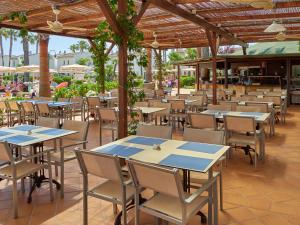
[75,150,135,225]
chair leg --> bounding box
[48,160,54,201]
[219,172,223,211]
[135,193,139,225]
[21,178,25,193]
[122,201,127,225]
[213,179,218,225]
[55,165,59,177]
[113,203,118,215]
[12,179,18,218]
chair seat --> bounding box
[100,123,118,130]
[142,193,208,220]
[228,133,257,145]
[89,180,135,202]
[0,161,44,179]
[51,150,77,162]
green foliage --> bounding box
[185,48,197,60]
[77,57,90,65]
[180,75,195,87]
[168,51,184,64]
[53,75,72,84]
[105,80,118,91]
[8,12,28,38]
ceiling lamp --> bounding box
[264,21,286,33]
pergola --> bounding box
[1,0,300,137]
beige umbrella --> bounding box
[30,69,57,74]
[16,65,39,73]
[182,67,196,72]
[59,64,91,74]
[0,66,16,73]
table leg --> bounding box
[208,168,213,225]
[59,138,64,198]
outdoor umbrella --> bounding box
[59,64,91,74]
[0,66,16,73]
[16,65,39,73]
[56,82,68,89]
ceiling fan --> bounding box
[260,32,300,41]
[47,6,87,32]
[144,32,175,49]
[211,0,274,10]
[264,21,286,33]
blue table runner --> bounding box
[177,142,223,154]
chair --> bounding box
[236,105,264,113]
[240,95,258,101]
[219,101,238,111]
[75,150,135,225]
[36,103,53,117]
[178,94,189,99]
[149,101,171,126]
[169,100,187,129]
[0,101,9,126]
[207,104,232,111]
[188,113,217,130]
[224,115,265,167]
[7,101,21,126]
[86,97,102,121]
[50,120,89,197]
[247,91,263,96]
[20,102,37,124]
[58,98,70,102]
[36,116,60,128]
[187,95,206,112]
[263,96,285,123]
[71,97,85,121]
[0,142,53,218]
[98,108,118,145]
[135,101,149,107]
[155,89,165,99]
[256,88,270,93]
[136,124,172,139]
[128,159,216,225]
[183,128,225,210]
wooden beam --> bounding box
[242,46,247,55]
[151,0,247,47]
[206,30,217,105]
[177,64,180,95]
[224,59,228,89]
[95,0,125,37]
[196,63,200,91]
[118,0,128,138]
[39,34,51,97]
[105,43,115,55]
[133,0,151,25]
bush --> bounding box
[105,81,118,91]
[180,76,195,87]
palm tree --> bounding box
[20,32,36,81]
[32,34,39,54]
[77,40,89,53]
[0,28,9,66]
[69,44,78,53]
[7,29,18,67]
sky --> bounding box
[1,34,84,56]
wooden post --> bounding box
[224,59,228,89]
[196,63,200,91]
[146,48,152,82]
[286,59,291,106]
[177,64,180,95]
[206,30,217,104]
[242,46,247,55]
[39,34,51,97]
[118,0,128,138]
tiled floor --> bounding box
[1,106,300,225]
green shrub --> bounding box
[180,76,195,87]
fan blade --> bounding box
[159,43,175,47]
[285,35,300,39]
[63,26,87,31]
[47,21,54,26]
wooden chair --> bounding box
[128,159,216,225]
[7,101,21,126]
[75,150,135,225]
[98,108,118,145]
[169,99,187,129]
[149,101,171,126]
[0,142,53,218]
[240,95,258,101]
[188,113,217,130]
[0,101,9,126]
[155,89,165,99]
[219,101,238,111]
[224,115,265,167]
[136,124,172,139]
[36,103,54,117]
[20,102,37,124]
[183,128,225,210]
[135,101,149,107]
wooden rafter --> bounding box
[133,0,152,25]
[151,0,247,47]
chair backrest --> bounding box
[169,99,185,111]
[0,101,7,111]
[62,120,89,141]
[36,103,50,114]
[36,117,60,128]
[178,94,189,99]
[247,91,263,96]
[265,92,282,97]
[8,101,20,111]
[86,97,101,108]
[21,102,35,113]
[71,97,84,108]
[136,124,172,139]
[273,87,282,92]
[76,150,123,182]
[219,101,238,111]
[240,95,258,101]
[207,104,232,111]
[135,101,149,107]
[148,99,162,107]
[98,108,118,122]
[58,98,69,102]
[236,105,264,113]
[0,142,13,162]
[183,128,224,145]
[263,96,281,105]
[245,102,268,113]
[224,115,256,133]
[165,95,178,100]
[127,109,143,122]
[128,160,183,199]
[155,89,164,99]
[188,113,216,130]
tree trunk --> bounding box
[8,34,13,67]
[36,40,39,54]
[23,37,30,82]
[156,50,163,89]
[99,59,105,94]
[39,34,51,97]
[0,36,4,66]
[145,48,152,82]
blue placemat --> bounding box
[240,112,263,117]
[1,135,38,144]
[36,128,69,136]
[126,137,167,146]
[48,102,71,107]
[159,154,213,172]
[177,142,223,154]
[10,125,40,131]
[0,130,12,136]
[96,144,144,157]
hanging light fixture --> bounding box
[264,21,286,33]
